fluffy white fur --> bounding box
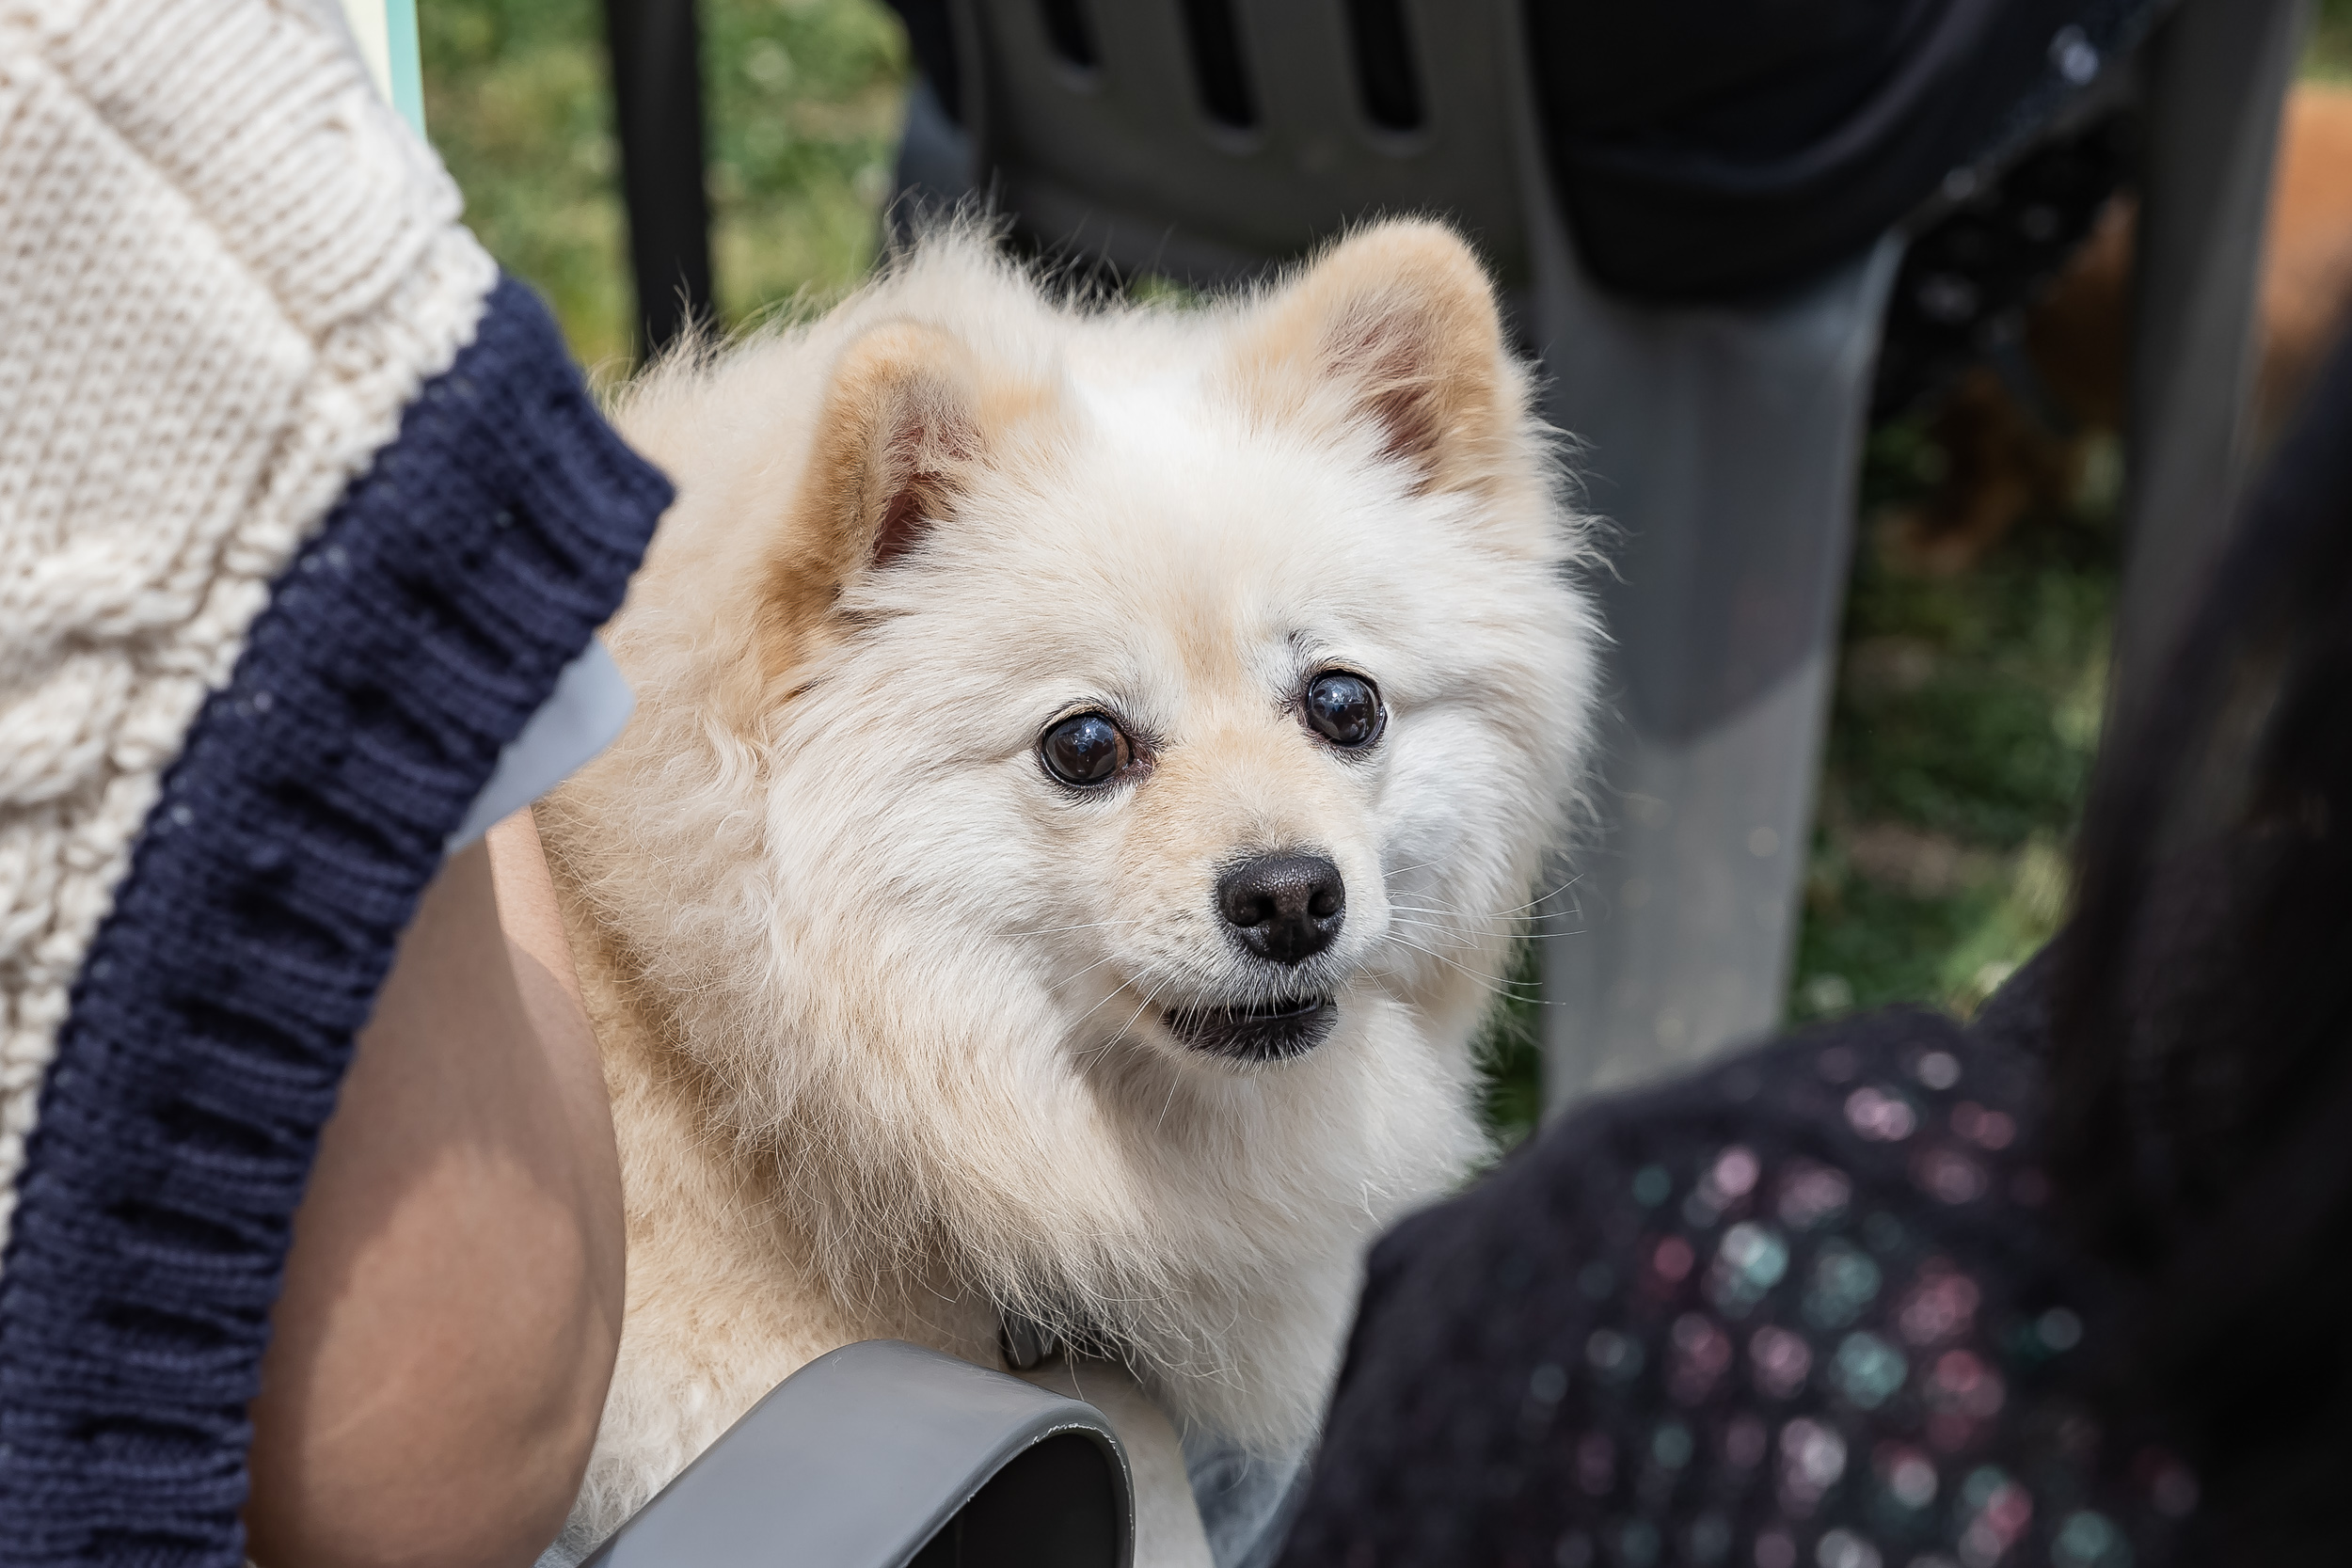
[540,220,1599,1559]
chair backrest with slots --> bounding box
[957,0,1531,284]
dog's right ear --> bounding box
[761,323,983,673]
[798,320,983,576]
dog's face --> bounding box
[821,375,1568,1083]
[566,221,1595,1445]
[741,225,1589,1095]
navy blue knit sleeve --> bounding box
[0,278,670,1568]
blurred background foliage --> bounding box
[1783,423,2110,1030]
[1781,3,2352,1038]
[420,0,2351,1142]
[421,0,906,372]
[2313,0,2352,80]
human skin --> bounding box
[243,808,625,1568]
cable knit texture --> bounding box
[0,0,496,1247]
[0,2,675,1559]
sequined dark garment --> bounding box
[1278,981,2198,1568]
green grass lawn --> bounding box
[419,0,2344,1143]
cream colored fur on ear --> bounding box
[541,219,1599,1560]
[1229,222,1521,500]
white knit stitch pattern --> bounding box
[0,0,500,1254]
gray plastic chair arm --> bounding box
[580,1340,1135,1568]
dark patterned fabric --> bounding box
[0,278,670,1567]
[1279,984,2197,1568]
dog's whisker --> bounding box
[1073,981,1165,1069]
[1387,888,1587,925]
[1063,976,1151,1061]
[1122,974,1182,1040]
[1387,897,1579,921]
[1065,970,1178,1059]
[1383,906,1558,931]
[1067,996,1143,1057]
[1385,908,1580,940]
[1382,907,1585,935]
[1112,974,1183,1057]
[1153,1047,1188,1132]
[1387,872,1590,926]
[1376,932,1565,1006]
[995,917,1152,939]
[1057,950,1136,991]
[1381,915,1490,949]
[1484,873,1591,918]
[1383,912,1480,932]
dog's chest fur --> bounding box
[553,914,997,1533]
[555,893,1220,1562]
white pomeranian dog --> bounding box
[538,218,1597,1565]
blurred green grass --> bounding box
[1783,431,2112,1027]
[421,1,2344,1144]
[421,0,907,371]
[2312,0,2352,81]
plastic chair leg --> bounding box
[2115,0,2308,717]
[1533,235,1904,1113]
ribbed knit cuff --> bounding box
[0,277,671,1566]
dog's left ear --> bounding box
[1229,220,1516,495]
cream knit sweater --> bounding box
[0,0,497,1253]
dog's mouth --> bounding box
[1162,994,1336,1062]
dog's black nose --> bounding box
[1217,853,1345,966]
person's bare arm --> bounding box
[244,808,624,1568]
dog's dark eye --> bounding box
[1304,672,1383,748]
[1041,712,1130,786]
